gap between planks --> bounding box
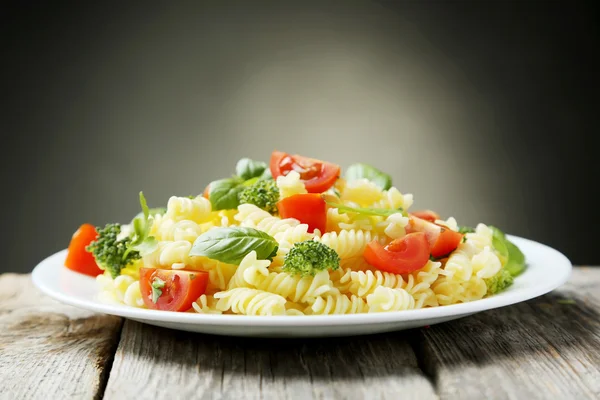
[102,268,600,400]
[0,274,123,400]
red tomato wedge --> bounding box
[430,227,463,258]
[64,223,103,276]
[277,193,327,233]
[270,151,340,193]
[406,216,442,247]
[409,210,441,223]
[140,268,209,311]
[406,216,463,258]
[363,232,430,274]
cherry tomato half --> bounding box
[270,150,340,193]
[363,232,430,274]
[406,216,463,258]
[140,268,209,312]
[277,193,327,234]
[64,223,103,276]
[409,210,441,223]
[430,227,463,258]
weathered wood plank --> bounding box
[0,274,122,400]
[103,321,437,400]
[418,267,600,400]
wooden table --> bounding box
[1,268,598,400]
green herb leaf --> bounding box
[125,192,159,257]
[323,198,404,217]
[489,226,509,265]
[242,177,260,187]
[132,207,166,222]
[190,227,279,265]
[345,163,392,190]
[488,225,526,277]
[236,158,267,181]
[458,226,475,234]
[259,168,273,181]
[151,277,165,303]
[208,177,245,210]
[504,239,526,276]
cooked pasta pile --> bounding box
[88,153,523,316]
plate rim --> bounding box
[31,235,572,327]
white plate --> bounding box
[31,235,571,337]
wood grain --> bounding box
[103,320,437,400]
[417,267,600,400]
[3,268,600,400]
[0,274,122,400]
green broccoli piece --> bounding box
[484,268,514,296]
[283,240,340,277]
[238,179,280,214]
[86,223,141,278]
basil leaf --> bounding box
[489,226,509,265]
[505,239,526,277]
[190,227,278,265]
[151,277,165,303]
[324,199,404,217]
[345,163,392,190]
[133,207,166,222]
[125,192,159,257]
[489,225,526,277]
[242,177,260,187]
[208,177,245,210]
[259,168,273,181]
[236,158,267,181]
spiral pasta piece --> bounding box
[276,171,308,198]
[191,294,222,314]
[404,261,442,294]
[348,269,407,298]
[338,214,375,232]
[471,246,502,279]
[123,281,144,308]
[315,230,378,260]
[253,270,333,304]
[228,251,271,289]
[235,204,299,237]
[441,246,474,282]
[375,212,409,240]
[465,223,494,251]
[142,241,192,268]
[165,196,213,223]
[153,218,204,243]
[307,293,369,315]
[96,274,145,308]
[371,187,414,211]
[214,288,286,316]
[329,268,353,293]
[367,287,415,312]
[326,207,351,232]
[340,179,384,207]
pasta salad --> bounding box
[64,151,526,315]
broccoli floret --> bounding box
[239,179,280,214]
[484,268,514,296]
[283,240,340,277]
[86,223,140,278]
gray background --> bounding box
[1,1,597,272]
